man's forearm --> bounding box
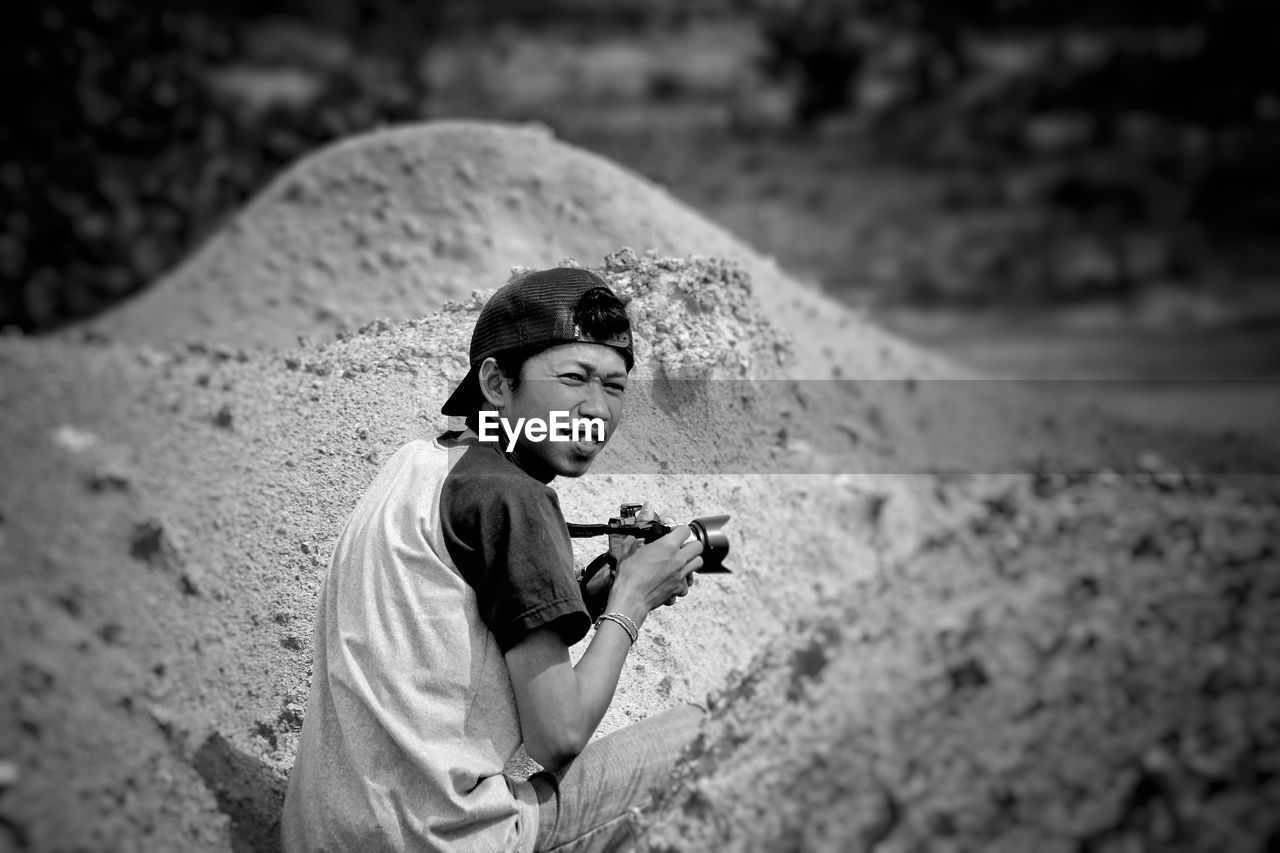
[568,591,648,744]
[504,590,650,770]
[552,591,645,758]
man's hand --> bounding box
[508,502,701,771]
[582,502,696,615]
[607,506,703,620]
[632,504,695,607]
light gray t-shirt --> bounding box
[281,434,588,852]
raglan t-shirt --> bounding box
[281,432,591,852]
[440,437,592,652]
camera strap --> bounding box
[578,551,617,621]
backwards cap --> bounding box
[441,267,634,417]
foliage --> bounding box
[748,0,1280,243]
[1,0,430,333]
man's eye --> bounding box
[560,373,586,383]
[606,383,627,396]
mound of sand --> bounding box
[639,470,1280,851]
[6,123,1277,852]
[7,247,1010,850]
[73,121,941,382]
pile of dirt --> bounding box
[71,121,944,382]
[5,123,1276,851]
[6,245,995,851]
[639,467,1280,851]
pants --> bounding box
[524,704,705,853]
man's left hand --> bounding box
[582,502,694,615]
[633,504,691,608]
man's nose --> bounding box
[578,382,611,420]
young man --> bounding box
[282,267,706,852]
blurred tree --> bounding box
[1,0,438,333]
[747,0,1280,238]
[747,0,992,121]
[755,1,870,124]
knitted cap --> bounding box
[442,267,634,417]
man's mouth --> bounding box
[571,437,602,456]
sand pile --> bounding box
[6,246,1020,851]
[6,123,1276,852]
[73,121,941,382]
[66,121,1257,476]
[639,469,1280,851]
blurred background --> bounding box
[4,0,1278,430]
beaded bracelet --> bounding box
[610,611,639,641]
[595,612,639,645]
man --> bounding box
[282,267,706,852]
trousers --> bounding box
[521,704,705,853]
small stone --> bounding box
[52,425,98,453]
[278,702,304,731]
[86,465,130,492]
[130,520,167,563]
[178,570,202,597]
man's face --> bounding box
[501,342,629,479]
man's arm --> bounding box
[504,526,702,770]
[504,617,638,770]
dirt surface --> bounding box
[71,123,941,383]
[639,468,1280,852]
[6,123,1279,851]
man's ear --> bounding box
[477,357,511,408]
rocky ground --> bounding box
[640,465,1280,852]
[3,124,1278,851]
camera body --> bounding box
[567,503,731,575]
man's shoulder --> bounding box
[431,438,562,544]
[382,435,535,485]
[442,434,557,499]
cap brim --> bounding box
[441,362,485,417]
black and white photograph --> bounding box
[2,0,1279,850]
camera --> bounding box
[567,502,732,583]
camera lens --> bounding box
[688,514,730,573]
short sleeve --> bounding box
[441,455,590,651]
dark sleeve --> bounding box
[441,468,591,652]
